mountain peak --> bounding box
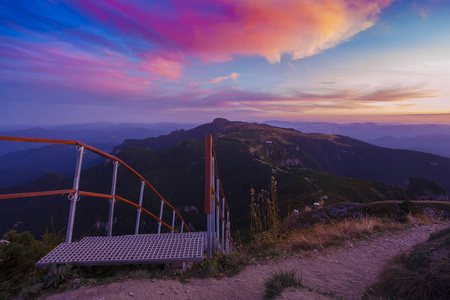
[213,118,231,125]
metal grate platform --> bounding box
[36,232,207,267]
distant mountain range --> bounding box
[266,121,450,158]
[1,118,448,239]
[0,122,197,186]
[0,122,198,156]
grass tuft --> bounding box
[264,270,303,299]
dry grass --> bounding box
[285,217,399,251]
[366,226,450,300]
[406,211,443,225]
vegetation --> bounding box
[366,226,450,300]
[0,226,64,299]
[404,177,448,200]
[264,270,303,299]
[285,217,398,251]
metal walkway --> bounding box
[36,232,207,267]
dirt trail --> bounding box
[44,223,447,300]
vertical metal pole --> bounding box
[205,134,213,258]
[216,179,220,250]
[66,146,84,243]
[107,161,119,237]
[181,221,184,233]
[157,199,164,234]
[216,205,220,250]
[211,158,216,253]
[206,211,212,257]
[226,212,230,252]
[134,181,145,235]
[171,211,175,234]
[222,197,225,251]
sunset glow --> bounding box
[1,0,449,125]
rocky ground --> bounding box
[43,223,447,300]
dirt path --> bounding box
[44,223,447,300]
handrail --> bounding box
[0,136,187,228]
[0,189,76,200]
[0,136,190,237]
[205,134,232,258]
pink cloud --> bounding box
[140,57,184,80]
[209,72,239,84]
[74,0,393,63]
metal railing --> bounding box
[204,134,232,258]
[0,136,191,242]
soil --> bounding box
[43,223,447,300]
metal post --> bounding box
[134,181,145,235]
[216,179,220,250]
[216,205,220,249]
[211,158,216,253]
[171,211,175,234]
[205,134,213,258]
[181,221,184,233]
[157,199,164,234]
[226,212,230,252]
[107,161,119,237]
[66,146,84,243]
[222,197,225,251]
[206,211,212,257]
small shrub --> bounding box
[407,248,430,270]
[215,252,249,277]
[196,258,219,278]
[264,270,303,299]
[0,231,49,298]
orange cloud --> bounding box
[186,0,393,63]
[209,72,239,84]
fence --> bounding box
[204,134,232,258]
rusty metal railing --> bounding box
[0,136,191,242]
[205,134,232,257]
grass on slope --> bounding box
[365,226,450,300]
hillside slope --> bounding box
[0,136,411,238]
[117,118,450,194]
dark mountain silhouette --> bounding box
[117,118,450,194]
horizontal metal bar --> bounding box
[0,136,79,145]
[78,191,178,233]
[0,189,76,200]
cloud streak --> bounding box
[209,73,239,84]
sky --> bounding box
[1,0,450,125]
